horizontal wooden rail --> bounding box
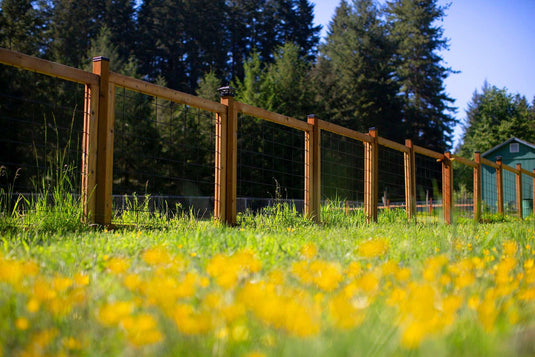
[378,137,409,153]
[0,48,99,86]
[520,167,535,178]
[236,102,311,132]
[109,72,226,114]
[503,164,519,175]
[413,145,444,160]
[317,120,372,143]
[480,157,499,169]
[451,154,477,168]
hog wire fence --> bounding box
[1,48,534,227]
[0,63,87,215]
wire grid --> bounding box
[0,65,86,212]
[521,173,534,217]
[237,114,305,212]
[503,169,517,216]
[414,153,442,222]
[321,131,365,211]
[112,88,215,221]
[378,145,406,212]
[454,166,474,220]
[481,164,498,214]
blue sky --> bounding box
[310,0,535,148]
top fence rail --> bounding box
[1,48,534,226]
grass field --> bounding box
[1,205,535,356]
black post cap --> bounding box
[218,86,236,97]
[92,56,110,62]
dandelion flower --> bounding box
[357,238,389,258]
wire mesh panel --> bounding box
[414,153,442,222]
[481,164,498,215]
[522,173,534,217]
[503,170,517,216]
[112,88,215,222]
[321,131,365,211]
[454,165,474,220]
[237,115,305,212]
[378,145,406,213]
[0,65,86,213]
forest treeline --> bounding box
[1,0,459,150]
[1,0,533,199]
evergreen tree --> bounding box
[386,0,456,152]
[196,71,223,102]
[458,83,534,157]
[315,0,401,138]
[226,0,270,81]
[135,0,189,90]
[0,0,47,54]
[226,0,320,82]
[183,0,228,90]
[455,83,534,190]
[272,0,321,62]
[234,51,265,106]
[84,26,123,71]
[100,0,137,61]
[49,0,101,67]
[261,42,315,119]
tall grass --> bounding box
[0,114,87,233]
[1,212,535,356]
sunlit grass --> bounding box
[1,212,535,356]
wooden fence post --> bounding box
[214,107,227,224]
[364,128,378,223]
[496,156,504,215]
[404,139,417,220]
[516,163,523,219]
[218,87,237,225]
[305,115,321,222]
[442,152,453,224]
[81,76,99,223]
[473,151,482,222]
[92,57,115,226]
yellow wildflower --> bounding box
[503,240,518,257]
[328,292,366,330]
[97,301,135,327]
[206,249,262,290]
[122,314,163,347]
[15,317,29,330]
[357,238,389,258]
[401,321,427,349]
[244,352,266,357]
[62,337,82,350]
[74,273,90,286]
[230,324,250,342]
[346,261,362,278]
[27,298,40,313]
[106,257,130,275]
[143,246,173,266]
[300,243,318,259]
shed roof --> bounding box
[482,137,535,157]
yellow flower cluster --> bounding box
[2,235,535,355]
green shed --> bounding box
[481,137,535,216]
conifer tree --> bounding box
[49,0,101,67]
[315,0,401,138]
[261,42,315,119]
[0,0,47,55]
[458,83,534,158]
[386,0,456,151]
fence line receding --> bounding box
[1,48,534,227]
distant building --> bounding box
[481,137,535,216]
